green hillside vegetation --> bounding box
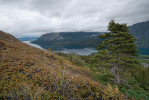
[137,55,149,64]
[57,52,149,99]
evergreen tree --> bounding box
[95,20,138,84]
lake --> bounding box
[22,41,97,55]
[138,48,149,55]
[23,41,43,49]
[22,41,149,56]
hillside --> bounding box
[129,21,149,49]
[0,30,126,99]
[31,32,103,50]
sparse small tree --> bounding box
[95,20,138,84]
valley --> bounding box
[1,20,149,100]
[1,0,149,99]
[29,21,149,56]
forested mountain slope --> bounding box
[129,21,149,49]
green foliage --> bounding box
[57,52,86,66]
[56,51,149,99]
[134,67,149,90]
[137,55,149,64]
[88,63,149,99]
[120,86,149,99]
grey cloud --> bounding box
[0,0,149,36]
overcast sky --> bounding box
[0,0,149,37]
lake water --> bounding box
[22,41,97,55]
[55,48,97,55]
[22,41,149,56]
[138,48,149,55]
[23,41,43,49]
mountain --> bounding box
[32,21,149,54]
[31,32,103,50]
[129,21,149,49]
[0,30,125,99]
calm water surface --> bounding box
[23,41,97,55]
[22,41,149,55]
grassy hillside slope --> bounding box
[0,30,126,99]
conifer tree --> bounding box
[95,20,138,84]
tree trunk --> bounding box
[112,63,120,84]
